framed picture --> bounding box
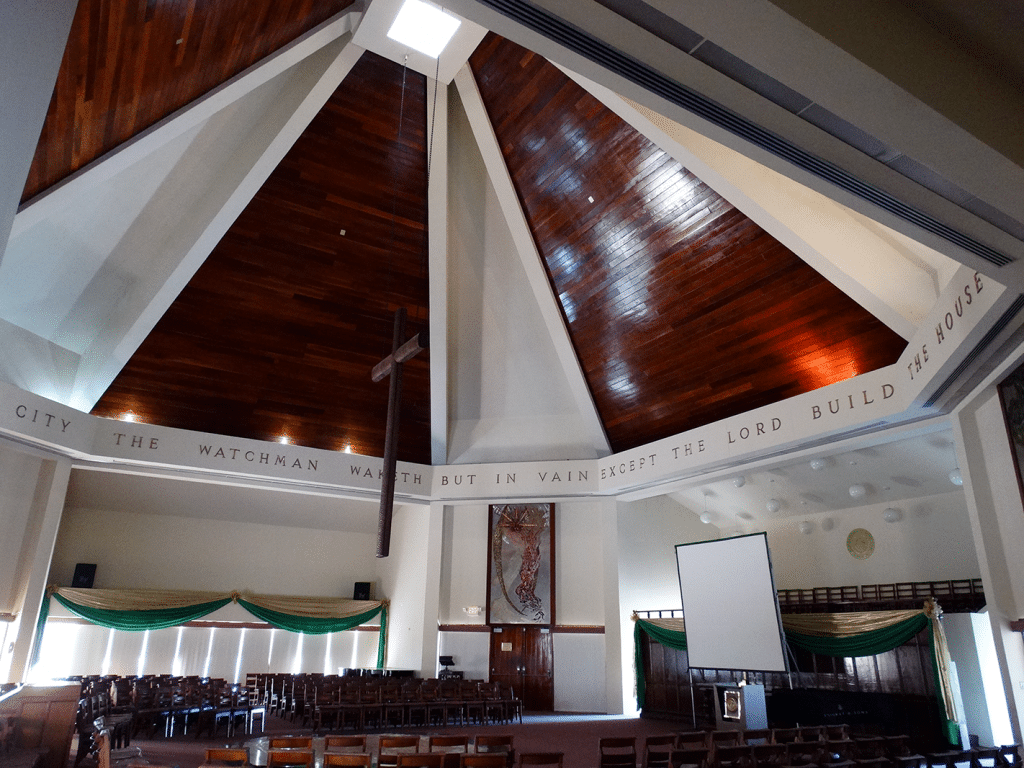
[486,503,555,625]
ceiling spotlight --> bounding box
[809,458,827,471]
[120,412,136,422]
[949,468,963,486]
[278,435,290,445]
[733,476,745,488]
[821,517,835,532]
[798,521,813,535]
[883,507,904,523]
[699,511,714,524]
[849,484,867,499]
[766,499,781,513]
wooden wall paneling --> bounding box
[92,52,431,462]
[24,0,357,201]
[470,33,907,453]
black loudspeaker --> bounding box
[353,582,372,600]
[72,563,96,588]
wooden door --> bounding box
[489,626,554,711]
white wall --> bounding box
[762,491,979,589]
[0,444,49,614]
[40,495,391,679]
[616,495,718,714]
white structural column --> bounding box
[602,500,625,714]
[427,77,449,465]
[955,378,1024,743]
[0,0,78,267]
[7,456,73,682]
[418,502,446,674]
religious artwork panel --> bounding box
[487,503,555,625]
[998,361,1024,502]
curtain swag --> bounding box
[632,599,957,744]
[37,587,389,668]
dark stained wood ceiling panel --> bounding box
[91,51,431,463]
[470,33,907,453]
[22,0,356,202]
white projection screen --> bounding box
[675,533,788,672]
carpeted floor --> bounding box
[86,712,685,768]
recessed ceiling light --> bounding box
[278,436,290,445]
[387,0,461,58]
[120,413,136,422]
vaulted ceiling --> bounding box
[3,0,1022,512]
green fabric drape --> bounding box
[236,599,387,668]
[633,618,687,709]
[784,612,929,657]
[52,592,232,631]
[36,587,389,672]
[633,605,957,744]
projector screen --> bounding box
[675,533,788,672]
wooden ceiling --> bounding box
[22,0,356,203]
[26,1,908,463]
[469,34,907,452]
[90,50,432,462]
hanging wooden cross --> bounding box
[372,307,428,557]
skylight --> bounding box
[387,0,461,58]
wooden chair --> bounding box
[269,738,313,750]
[476,735,515,754]
[714,745,754,768]
[671,748,710,768]
[431,736,470,753]
[397,756,444,768]
[380,736,421,768]
[750,744,788,768]
[268,750,314,768]
[599,737,637,768]
[644,736,678,768]
[461,756,509,768]
[517,755,563,768]
[325,736,367,752]
[678,734,710,750]
[742,731,773,746]
[203,748,249,766]
[323,755,372,768]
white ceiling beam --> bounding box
[453,64,611,457]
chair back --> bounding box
[324,755,372,768]
[475,736,514,753]
[325,736,367,752]
[268,750,314,768]
[599,737,637,767]
[380,736,421,768]
[430,736,470,752]
[517,755,563,768]
[676,733,708,750]
[205,748,249,766]
[461,756,508,768]
[269,738,313,750]
[397,756,444,768]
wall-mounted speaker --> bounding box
[353,582,372,601]
[72,563,96,589]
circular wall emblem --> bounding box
[846,528,875,560]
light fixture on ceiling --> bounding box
[883,507,904,523]
[798,521,813,535]
[733,476,745,488]
[120,412,136,422]
[766,498,780,514]
[699,491,713,524]
[849,483,867,499]
[387,0,461,58]
[949,468,963,486]
[821,517,835,532]
[809,458,827,471]
[278,435,290,445]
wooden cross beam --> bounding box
[373,307,428,558]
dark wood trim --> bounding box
[439,623,603,633]
[438,624,491,632]
[1010,620,1024,632]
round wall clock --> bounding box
[846,528,875,560]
